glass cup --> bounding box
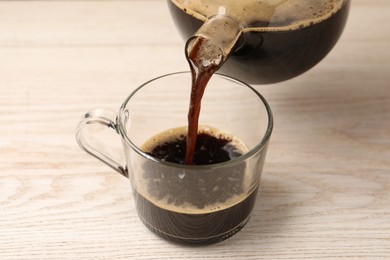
[76,71,273,245]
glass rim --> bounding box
[118,71,273,170]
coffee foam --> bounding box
[137,126,251,214]
[141,125,248,155]
[171,0,347,31]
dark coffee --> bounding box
[136,127,257,245]
[133,186,258,245]
[168,0,350,83]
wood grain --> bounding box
[0,0,389,259]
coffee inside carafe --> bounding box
[168,0,350,83]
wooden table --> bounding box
[1,0,389,259]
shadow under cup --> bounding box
[76,72,273,245]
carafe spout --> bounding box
[185,14,244,71]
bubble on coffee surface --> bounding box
[171,0,347,31]
[138,126,251,214]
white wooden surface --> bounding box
[0,0,389,259]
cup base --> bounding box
[140,214,252,246]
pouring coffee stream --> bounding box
[184,15,243,164]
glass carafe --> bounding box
[168,0,350,84]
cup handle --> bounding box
[76,108,128,178]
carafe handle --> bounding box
[75,108,128,178]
